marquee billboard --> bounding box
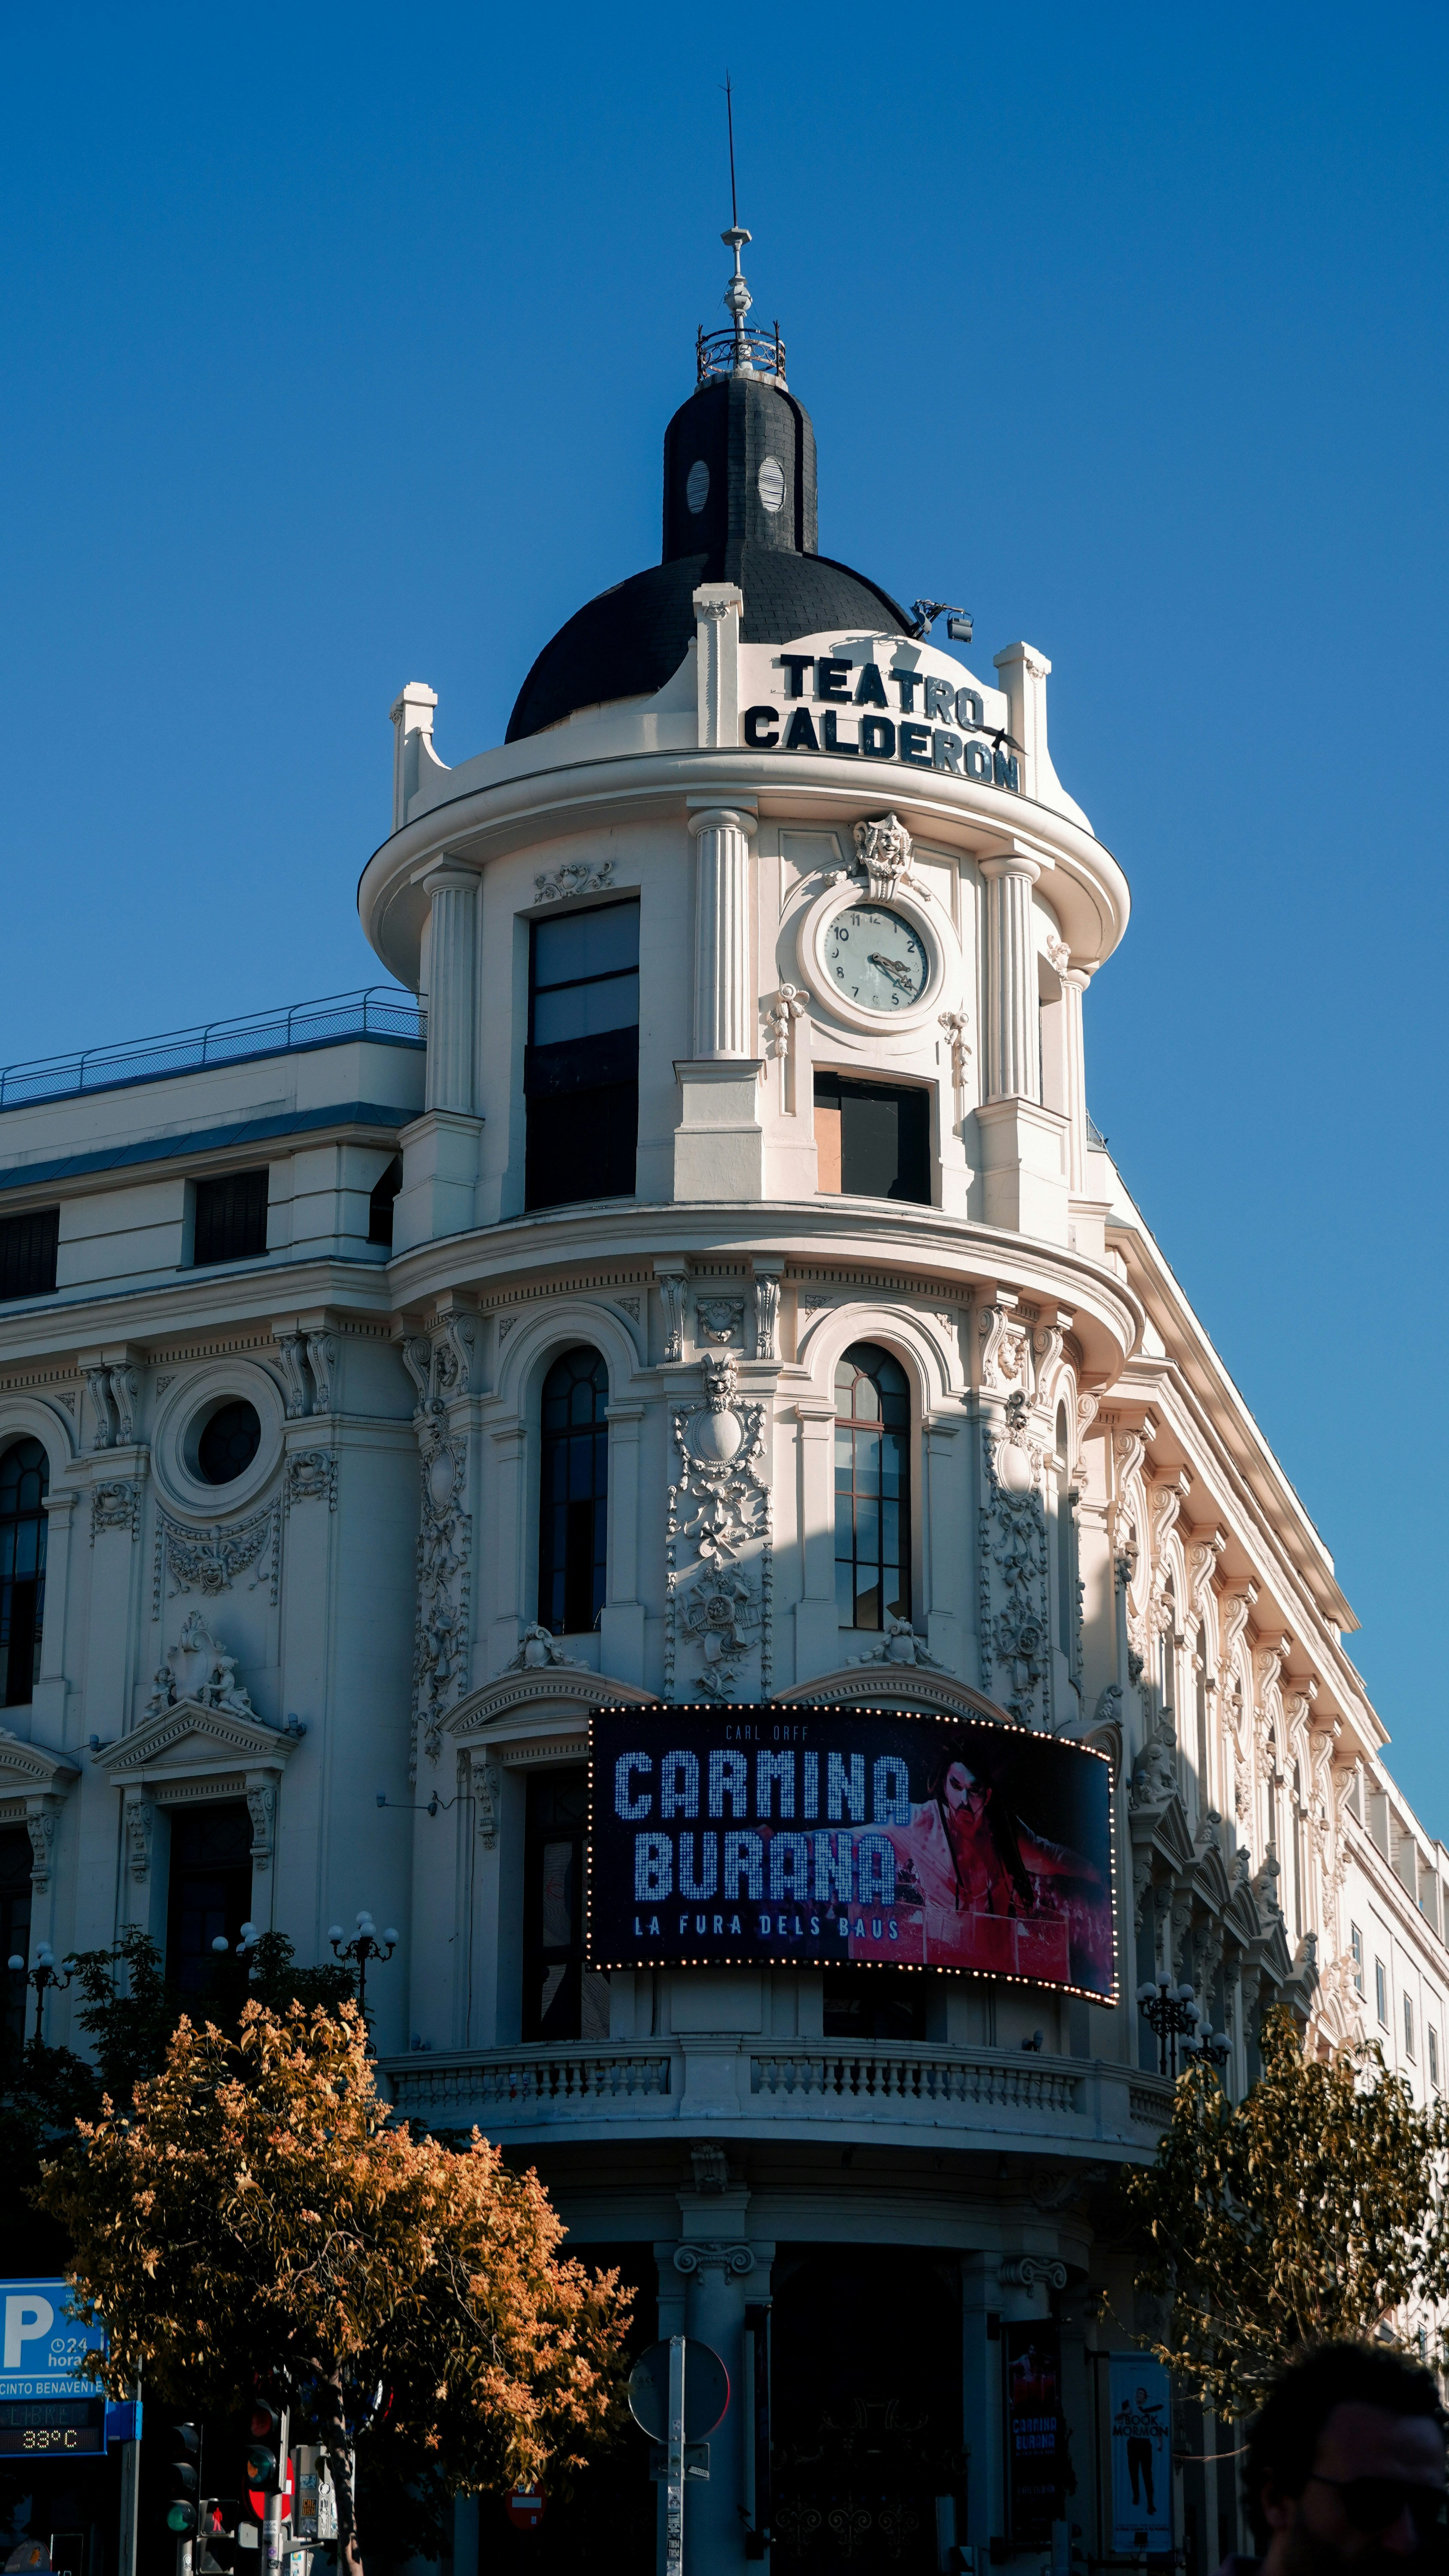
[587,1703,1116,2002]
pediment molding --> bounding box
[95,1698,300,1786]
[770,1665,1016,1726]
[0,1729,80,1802]
[443,1665,655,1758]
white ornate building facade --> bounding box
[0,250,1443,2576]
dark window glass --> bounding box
[0,1209,59,1303]
[0,1829,33,2041]
[814,1073,930,1204]
[538,1348,608,1634]
[822,1967,928,2042]
[368,1155,402,1247]
[522,1768,609,2042]
[193,1168,269,1266]
[525,902,639,1211]
[834,1343,910,1631]
[196,1401,261,1486]
[166,1802,253,1995]
[0,1439,48,1707]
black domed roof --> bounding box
[506,366,909,743]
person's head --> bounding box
[941,1759,987,1814]
[1246,2343,1445,2570]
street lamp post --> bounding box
[7,1943,73,2044]
[1136,1975,1203,2078]
[327,1911,398,2019]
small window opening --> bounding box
[814,1072,930,1204]
[193,1168,269,1266]
[368,1155,402,1247]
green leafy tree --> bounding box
[1126,2006,1449,2416]
[36,1998,631,2576]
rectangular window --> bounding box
[1430,2026,1440,2091]
[524,902,639,1212]
[1350,1924,1364,1994]
[1404,1993,1416,2060]
[823,1966,928,2042]
[522,1767,610,2042]
[165,1801,254,1996]
[814,1072,930,1204]
[192,1168,269,1266]
[0,1208,58,1302]
[1375,1958,1388,2026]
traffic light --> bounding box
[246,2397,284,2497]
[167,2421,201,2538]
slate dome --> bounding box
[506,357,909,744]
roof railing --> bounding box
[0,986,424,1112]
[696,321,787,388]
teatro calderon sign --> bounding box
[742,654,1022,790]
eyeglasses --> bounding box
[1307,2474,1447,2540]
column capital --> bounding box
[687,805,758,840]
[978,849,1041,884]
[418,861,478,896]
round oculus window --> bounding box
[196,1399,262,1487]
[685,459,710,513]
[757,456,785,512]
[824,904,929,1011]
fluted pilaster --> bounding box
[980,852,1041,1102]
[422,865,478,1115]
[688,807,757,1058]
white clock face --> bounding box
[823,905,929,1012]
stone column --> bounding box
[688,808,756,1058]
[979,853,1041,1102]
[422,865,478,1115]
[1058,961,1092,1195]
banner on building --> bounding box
[587,1702,1116,1999]
[1004,2321,1067,2550]
[1108,2355,1173,2556]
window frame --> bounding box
[833,1340,912,1633]
[0,1208,59,1303]
[523,899,640,1214]
[191,1167,270,1268]
[1404,1991,1416,2060]
[0,1437,49,1708]
[1375,1957,1388,2027]
[536,1347,609,1637]
[1350,1923,1364,1994]
[520,1765,610,2044]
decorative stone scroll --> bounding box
[976,1432,1051,1728]
[91,1480,140,1542]
[534,859,616,905]
[403,1321,477,1775]
[665,1354,772,1702]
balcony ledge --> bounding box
[380,2037,1172,2159]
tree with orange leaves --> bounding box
[36,1999,631,2575]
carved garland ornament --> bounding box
[976,1429,1052,1728]
[152,1500,280,1619]
[665,1354,772,1701]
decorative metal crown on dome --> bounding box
[696,227,787,389]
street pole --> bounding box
[263,2494,285,2576]
[666,2335,685,2576]
[117,2384,140,2576]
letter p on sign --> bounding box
[4,2297,53,2368]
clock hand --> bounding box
[868,952,917,991]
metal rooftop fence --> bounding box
[0,987,424,1112]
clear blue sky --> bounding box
[3,4,1444,1821]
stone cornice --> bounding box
[94,1699,301,1784]
[0,1730,80,1798]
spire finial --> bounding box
[694,79,786,390]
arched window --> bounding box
[0,1439,48,1708]
[538,1348,609,1635]
[834,1343,910,1631]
